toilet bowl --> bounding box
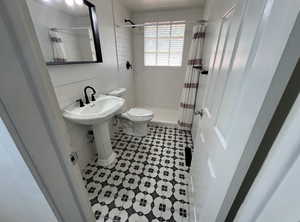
[108,88,154,137]
[121,108,154,136]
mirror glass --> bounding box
[26,0,102,65]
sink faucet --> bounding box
[84,86,96,104]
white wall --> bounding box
[113,0,133,73]
[132,8,203,110]
[26,0,136,170]
[112,0,135,109]
[0,118,58,222]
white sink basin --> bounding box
[63,95,125,166]
[63,95,125,125]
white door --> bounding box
[191,6,238,218]
[190,0,276,221]
[234,12,300,221]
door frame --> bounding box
[0,1,95,222]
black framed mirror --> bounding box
[26,0,103,65]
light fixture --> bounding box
[65,0,74,6]
[75,0,83,6]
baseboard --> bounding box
[149,121,178,128]
[188,175,198,222]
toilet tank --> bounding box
[108,88,127,112]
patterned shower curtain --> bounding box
[178,24,206,130]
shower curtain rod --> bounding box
[116,20,207,28]
[50,27,90,31]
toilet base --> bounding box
[121,119,149,137]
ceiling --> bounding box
[120,0,205,12]
[32,0,89,16]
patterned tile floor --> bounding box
[82,124,193,222]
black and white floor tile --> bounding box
[83,124,193,222]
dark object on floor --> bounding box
[126,61,132,70]
[201,70,208,75]
[185,147,192,167]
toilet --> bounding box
[108,88,154,136]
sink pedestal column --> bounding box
[93,122,116,166]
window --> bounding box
[144,21,186,66]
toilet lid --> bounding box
[127,108,153,117]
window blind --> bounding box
[144,21,185,66]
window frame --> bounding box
[144,21,186,67]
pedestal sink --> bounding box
[63,95,125,166]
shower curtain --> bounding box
[49,29,67,62]
[178,24,206,130]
